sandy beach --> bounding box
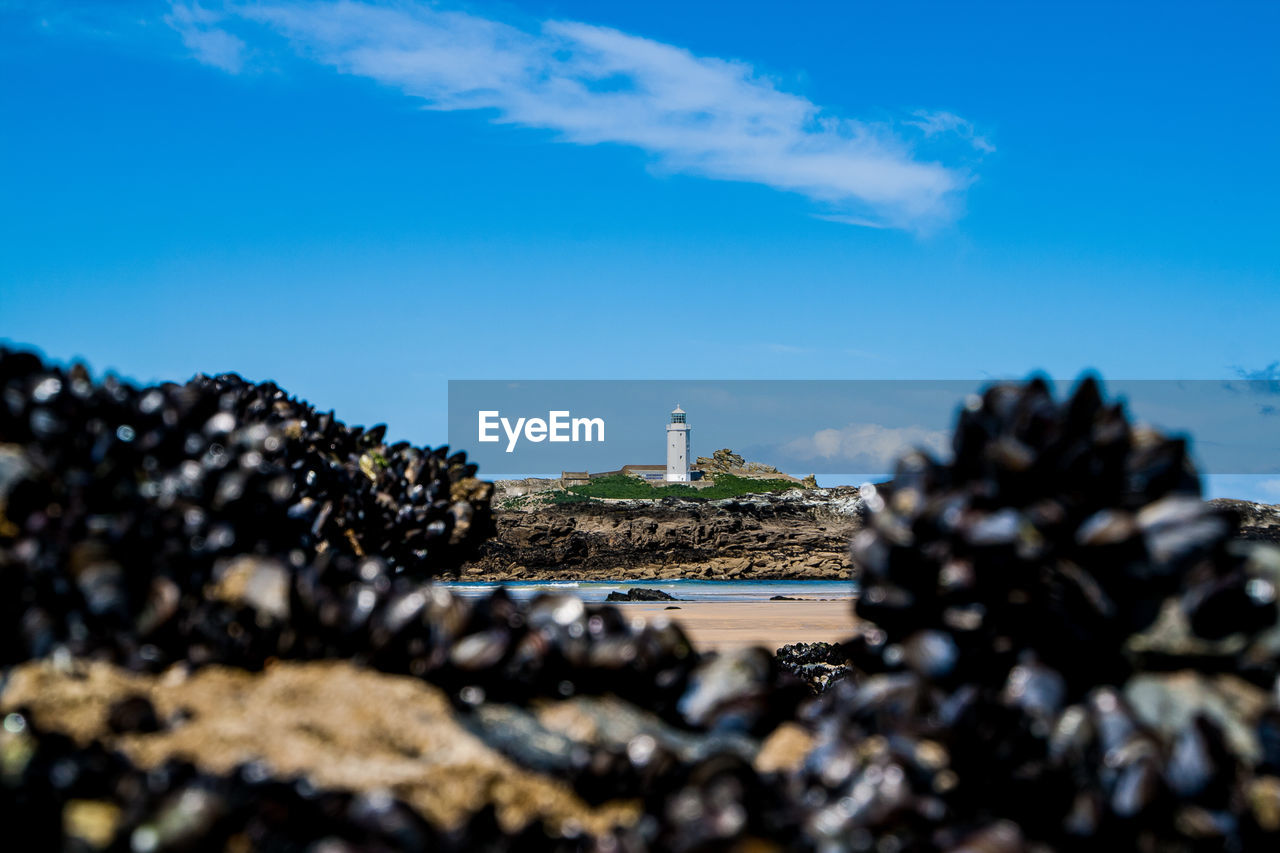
[624,600,855,652]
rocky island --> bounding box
[459,482,1280,582]
[461,485,863,581]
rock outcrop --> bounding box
[775,641,853,693]
[460,492,1280,583]
[694,448,748,472]
[458,487,866,581]
[693,447,799,480]
[1213,498,1280,543]
[606,587,679,602]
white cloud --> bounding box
[813,214,892,229]
[782,422,949,470]
[165,2,246,73]
[1261,479,1280,498]
[907,109,995,154]
[167,1,987,230]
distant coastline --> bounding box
[459,488,1280,583]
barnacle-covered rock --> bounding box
[775,641,854,693]
[849,376,1257,694]
[8,356,1280,852]
[0,349,805,738]
[0,348,801,850]
[789,377,1280,850]
[0,346,493,669]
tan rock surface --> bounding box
[1,659,639,835]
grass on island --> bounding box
[566,473,799,501]
[496,473,803,509]
[497,490,596,510]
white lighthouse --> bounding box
[666,405,691,482]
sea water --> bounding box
[438,578,854,603]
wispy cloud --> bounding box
[812,214,892,229]
[907,110,995,154]
[159,0,988,230]
[165,2,246,73]
[781,422,949,469]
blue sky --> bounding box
[2,1,1278,494]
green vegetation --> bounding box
[546,490,596,505]
[497,490,599,510]
[494,474,801,509]
[566,473,798,501]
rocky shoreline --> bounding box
[458,486,865,581]
[456,488,1280,582]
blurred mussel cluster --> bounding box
[7,349,1280,852]
[0,349,806,718]
[786,377,1280,850]
[0,346,496,669]
[0,348,806,850]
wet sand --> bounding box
[625,600,854,652]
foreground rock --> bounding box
[1,656,817,851]
[1,659,635,837]
[809,376,1280,850]
[0,347,492,670]
[11,348,1280,850]
[460,488,865,581]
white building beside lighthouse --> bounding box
[666,405,691,482]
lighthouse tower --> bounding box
[666,405,691,482]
